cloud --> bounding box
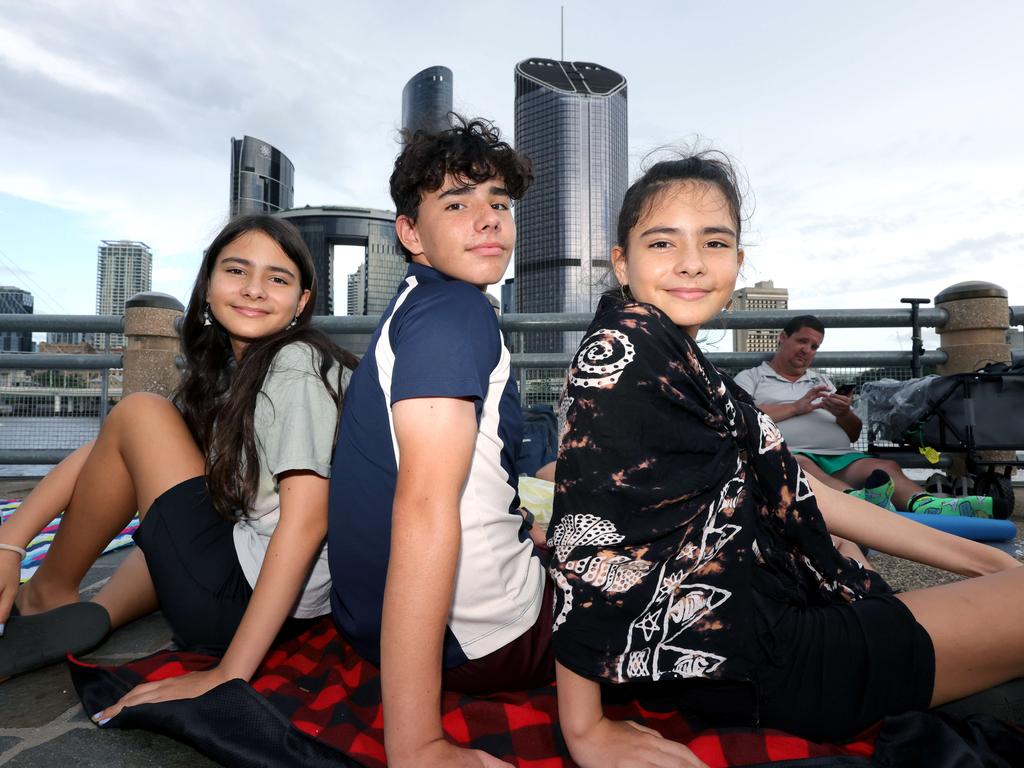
[2,0,1023,327]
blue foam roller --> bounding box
[895,512,1017,542]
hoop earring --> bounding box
[619,284,627,301]
[202,304,212,327]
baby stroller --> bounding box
[865,361,1024,519]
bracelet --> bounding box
[0,542,27,558]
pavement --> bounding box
[0,479,1022,767]
[0,479,218,767]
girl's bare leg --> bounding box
[0,441,95,549]
[94,548,158,628]
[897,567,1024,706]
[17,393,205,628]
[833,536,873,570]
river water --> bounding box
[0,417,100,476]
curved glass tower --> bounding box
[402,66,453,135]
[230,136,295,217]
[275,206,405,321]
[513,58,628,355]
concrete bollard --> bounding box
[934,281,1015,513]
[935,281,1011,375]
[123,292,184,397]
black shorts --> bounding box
[134,476,252,654]
[753,592,936,742]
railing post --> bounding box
[122,292,185,397]
[934,281,1011,375]
[900,297,930,378]
[99,367,110,422]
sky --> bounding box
[0,0,1020,353]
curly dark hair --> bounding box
[390,114,533,260]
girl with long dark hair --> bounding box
[0,216,358,719]
[548,154,1024,767]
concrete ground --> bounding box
[0,479,218,767]
[0,478,1022,767]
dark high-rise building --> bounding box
[46,332,87,345]
[275,206,405,318]
[402,66,453,135]
[500,278,515,315]
[230,136,295,217]
[0,286,33,352]
[514,59,628,355]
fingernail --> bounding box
[0,623,5,637]
[90,712,104,722]
[97,717,111,726]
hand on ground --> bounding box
[821,393,852,417]
[387,738,513,768]
[0,550,21,628]
[567,717,708,768]
[793,385,830,415]
[92,667,236,724]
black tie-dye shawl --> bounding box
[548,295,891,687]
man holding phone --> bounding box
[734,315,993,516]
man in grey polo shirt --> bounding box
[734,315,992,516]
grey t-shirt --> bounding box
[232,342,349,618]
[733,362,852,455]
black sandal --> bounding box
[0,602,111,678]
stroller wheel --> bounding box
[974,472,1016,520]
[924,471,954,496]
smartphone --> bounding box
[835,384,856,396]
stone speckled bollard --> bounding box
[122,292,185,397]
[934,281,1016,514]
[935,281,1011,376]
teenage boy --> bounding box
[328,117,552,768]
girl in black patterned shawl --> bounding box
[549,153,1024,768]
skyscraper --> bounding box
[46,332,87,345]
[731,280,789,352]
[514,58,628,354]
[276,206,404,316]
[95,241,153,350]
[500,278,515,315]
[402,66,453,135]
[230,136,295,217]
[0,286,33,352]
[347,263,366,316]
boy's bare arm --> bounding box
[383,396,511,768]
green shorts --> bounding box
[793,451,873,475]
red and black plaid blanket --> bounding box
[68,617,1024,767]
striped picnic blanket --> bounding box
[0,500,139,582]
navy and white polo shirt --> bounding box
[328,262,546,668]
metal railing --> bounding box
[0,315,123,468]
[1,305,1021,468]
